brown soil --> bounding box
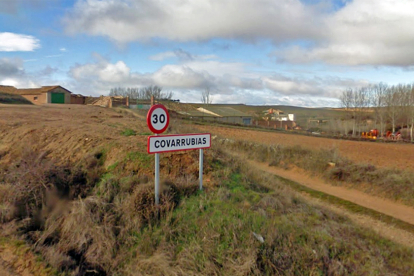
[194,124,414,171]
[0,104,148,166]
[233,153,414,249]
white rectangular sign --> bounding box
[147,133,211,154]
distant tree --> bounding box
[201,88,213,105]
[371,83,388,135]
[109,85,173,103]
[340,88,355,135]
[385,85,404,133]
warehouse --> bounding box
[0,85,76,104]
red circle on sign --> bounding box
[147,104,170,134]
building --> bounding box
[263,108,284,116]
[196,106,252,125]
[70,94,86,104]
[0,85,81,104]
[262,108,295,122]
[254,120,296,129]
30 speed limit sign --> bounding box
[147,104,170,134]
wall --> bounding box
[70,96,86,104]
[21,93,47,104]
[217,116,252,125]
[254,120,296,129]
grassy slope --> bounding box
[1,109,414,275]
[129,159,414,275]
[0,92,32,104]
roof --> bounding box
[13,88,43,95]
[263,108,284,114]
[0,85,72,95]
[197,107,251,117]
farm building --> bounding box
[254,120,296,129]
[70,94,86,104]
[263,108,284,116]
[263,108,295,122]
[0,85,83,104]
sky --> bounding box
[1,0,414,107]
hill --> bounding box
[185,103,346,126]
[1,105,414,275]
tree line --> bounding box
[340,83,414,140]
[109,86,174,102]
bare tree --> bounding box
[201,88,213,105]
[371,83,388,135]
[109,86,173,102]
[340,88,354,135]
[385,85,405,133]
[409,85,414,141]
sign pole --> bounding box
[155,151,160,205]
[199,149,203,190]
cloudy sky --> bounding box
[1,0,414,106]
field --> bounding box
[194,124,414,171]
[1,104,414,275]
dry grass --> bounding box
[222,139,414,207]
[2,136,414,275]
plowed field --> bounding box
[193,124,414,171]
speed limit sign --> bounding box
[147,104,170,134]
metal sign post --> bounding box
[155,151,160,204]
[199,149,203,190]
[146,105,211,205]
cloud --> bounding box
[149,52,178,61]
[63,0,414,67]
[60,48,67,52]
[0,58,61,88]
[0,0,59,14]
[274,0,414,66]
[38,66,59,76]
[70,55,131,83]
[67,53,364,106]
[0,58,41,88]
[0,32,41,52]
[150,49,218,63]
[63,0,322,43]
[0,58,24,77]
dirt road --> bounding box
[236,154,414,248]
[195,124,414,171]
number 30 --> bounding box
[152,114,166,124]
